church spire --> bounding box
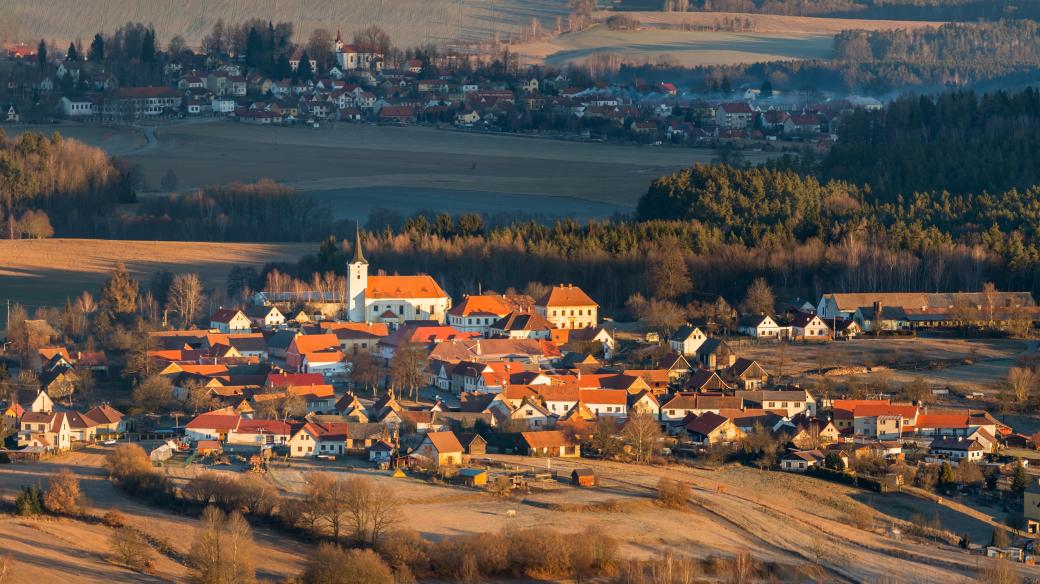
[352,222,367,265]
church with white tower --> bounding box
[346,228,451,325]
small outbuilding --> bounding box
[457,468,489,487]
[571,468,597,487]
[196,440,222,456]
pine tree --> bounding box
[37,39,48,70]
[99,261,139,317]
[141,29,156,64]
[296,51,313,81]
[66,42,79,62]
[245,27,263,68]
[1012,461,1029,496]
[938,461,956,494]
[89,33,105,62]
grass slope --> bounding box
[3,0,568,47]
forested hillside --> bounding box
[820,88,1040,200]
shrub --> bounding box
[106,444,168,498]
[44,468,86,516]
[236,474,278,517]
[656,478,690,509]
[376,528,429,575]
[15,485,44,516]
[978,558,1022,584]
[301,545,394,584]
[109,528,155,572]
[103,508,128,528]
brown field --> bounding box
[1,0,568,48]
[737,335,1028,393]
[597,10,944,35]
[3,444,1035,583]
[132,121,737,208]
[15,120,755,221]
[512,11,942,66]
[0,239,311,322]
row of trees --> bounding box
[835,20,1040,67]
[0,131,133,238]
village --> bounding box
[0,30,872,153]
[4,229,1040,578]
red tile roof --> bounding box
[536,284,597,307]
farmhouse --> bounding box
[414,431,465,466]
[209,309,252,333]
[669,324,707,355]
[518,430,580,457]
[781,449,827,472]
[738,314,785,338]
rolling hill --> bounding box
[3,0,569,48]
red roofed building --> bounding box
[378,105,417,124]
[185,413,242,441]
[286,334,341,371]
[231,419,292,445]
[266,372,325,388]
[106,87,182,117]
[535,284,598,330]
[448,295,514,334]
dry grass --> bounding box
[512,11,942,66]
[0,238,310,321]
[2,0,569,47]
[528,26,835,67]
[597,10,943,35]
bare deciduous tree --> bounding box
[391,342,427,402]
[109,528,155,572]
[188,506,255,584]
[621,412,662,464]
[166,273,206,327]
[343,477,398,545]
[1007,366,1036,404]
[350,350,381,396]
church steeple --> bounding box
[352,223,367,265]
[346,222,369,322]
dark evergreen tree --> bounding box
[88,33,105,62]
[37,39,47,69]
[296,51,313,81]
[141,28,156,63]
[66,42,79,62]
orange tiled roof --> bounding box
[368,275,447,299]
[536,284,597,307]
[448,295,513,317]
[290,334,340,354]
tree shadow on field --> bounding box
[851,491,994,543]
